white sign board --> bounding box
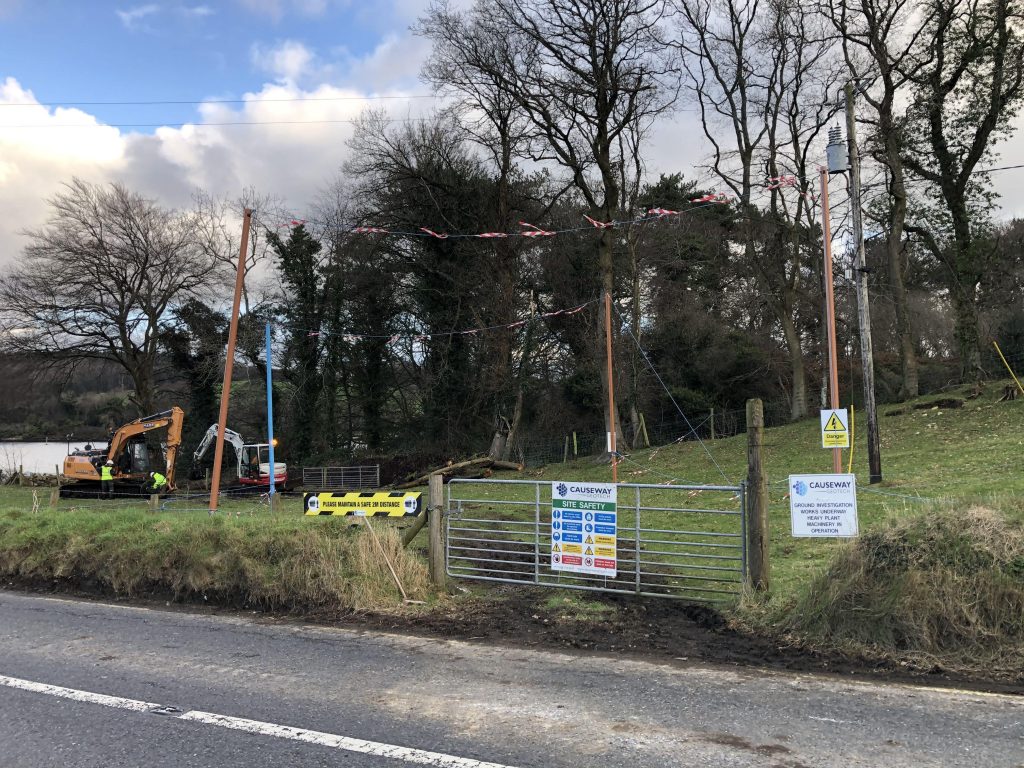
[789,474,859,537]
[820,409,850,448]
[551,481,617,577]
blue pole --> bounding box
[266,321,276,497]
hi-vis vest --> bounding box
[100,465,113,481]
[152,472,167,488]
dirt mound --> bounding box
[779,505,1024,678]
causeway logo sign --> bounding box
[792,480,808,497]
[556,482,568,497]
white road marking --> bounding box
[0,674,161,713]
[0,674,520,768]
[179,710,518,768]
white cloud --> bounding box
[251,40,316,84]
[342,32,430,91]
[0,76,434,265]
[237,0,332,21]
[116,4,160,28]
[180,5,214,18]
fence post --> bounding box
[149,493,160,513]
[50,464,60,507]
[428,473,446,588]
[745,398,770,592]
[710,408,715,440]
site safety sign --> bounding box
[820,408,850,448]
[550,481,617,577]
[304,491,422,517]
[789,474,859,537]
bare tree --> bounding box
[193,187,284,315]
[675,0,840,419]
[0,179,223,415]
[420,0,677,438]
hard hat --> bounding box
[105,460,113,466]
[149,471,155,477]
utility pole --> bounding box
[265,321,276,508]
[209,208,252,514]
[604,289,618,483]
[819,168,842,474]
[845,81,883,484]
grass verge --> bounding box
[0,501,433,612]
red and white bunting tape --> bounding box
[690,193,733,204]
[647,208,679,217]
[518,221,556,237]
[421,228,449,239]
[476,232,509,239]
[583,214,614,229]
[766,175,798,190]
[352,226,390,234]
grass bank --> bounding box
[0,492,431,612]
[740,500,1024,679]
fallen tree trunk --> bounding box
[393,457,524,490]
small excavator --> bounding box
[61,407,184,497]
[191,424,287,489]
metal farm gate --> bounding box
[302,465,380,490]
[446,479,746,601]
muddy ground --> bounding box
[5,578,1022,695]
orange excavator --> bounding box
[61,407,184,497]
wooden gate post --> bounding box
[428,473,446,588]
[745,399,770,591]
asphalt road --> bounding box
[0,590,1021,768]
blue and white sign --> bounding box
[789,473,858,537]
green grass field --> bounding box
[473,383,1024,599]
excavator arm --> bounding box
[192,424,246,468]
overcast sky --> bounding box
[0,0,1021,268]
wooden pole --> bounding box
[209,208,252,514]
[993,340,1024,396]
[400,506,428,548]
[819,169,842,474]
[604,289,618,483]
[362,516,409,602]
[846,83,882,484]
[562,436,569,463]
[427,473,446,588]
[745,399,770,591]
[709,408,715,441]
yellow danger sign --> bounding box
[820,409,850,449]
[304,491,422,517]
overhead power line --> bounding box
[0,94,438,107]
[0,117,432,129]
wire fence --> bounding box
[508,351,1024,469]
[509,394,814,468]
[0,483,309,516]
